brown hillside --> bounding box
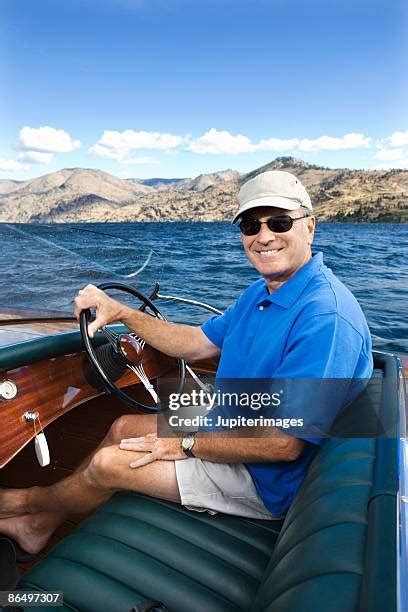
[0,158,407,223]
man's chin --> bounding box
[253,262,286,279]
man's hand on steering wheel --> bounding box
[74,284,129,337]
[74,282,186,413]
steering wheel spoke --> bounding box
[100,326,121,351]
[79,282,185,412]
[129,332,146,349]
[126,363,159,404]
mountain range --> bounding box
[0,157,407,223]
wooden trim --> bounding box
[0,346,175,468]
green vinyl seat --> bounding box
[19,493,283,612]
[18,354,398,612]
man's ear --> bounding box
[307,216,316,245]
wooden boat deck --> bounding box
[0,314,77,347]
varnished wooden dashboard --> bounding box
[0,345,177,468]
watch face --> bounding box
[182,434,194,452]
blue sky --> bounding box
[1,0,407,180]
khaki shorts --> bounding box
[175,458,279,520]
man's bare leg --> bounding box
[0,413,161,552]
[76,413,159,472]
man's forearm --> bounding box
[74,284,219,361]
[119,305,215,361]
[192,429,305,463]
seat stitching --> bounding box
[103,494,276,552]
[79,511,269,581]
[270,520,367,571]
[50,536,251,611]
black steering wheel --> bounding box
[79,281,186,412]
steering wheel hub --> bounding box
[118,334,143,365]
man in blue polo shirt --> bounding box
[195,171,372,516]
[0,171,372,553]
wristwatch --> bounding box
[181,432,196,458]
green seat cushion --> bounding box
[18,493,283,612]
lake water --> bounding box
[1,222,407,354]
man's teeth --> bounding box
[258,249,281,256]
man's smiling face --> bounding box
[241,206,316,292]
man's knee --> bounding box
[108,414,157,443]
[86,445,118,488]
[108,415,132,443]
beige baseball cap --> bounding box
[232,170,313,223]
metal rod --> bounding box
[156,293,223,315]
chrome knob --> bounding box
[0,379,18,400]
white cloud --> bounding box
[188,129,372,155]
[17,126,81,153]
[256,133,371,153]
[88,143,122,161]
[100,129,182,150]
[387,131,408,147]
[17,150,53,164]
[0,158,28,172]
[188,128,255,154]
[374,148,406,161]
[89,129,183,162]
[256,137,299,152]
[297,133,371,152]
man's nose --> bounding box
[256,222,276,243]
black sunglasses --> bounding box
[238,214,310,236]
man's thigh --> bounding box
[90,443,180,503]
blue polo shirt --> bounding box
[201,252,372,516]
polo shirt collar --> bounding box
[257,252,323,309]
